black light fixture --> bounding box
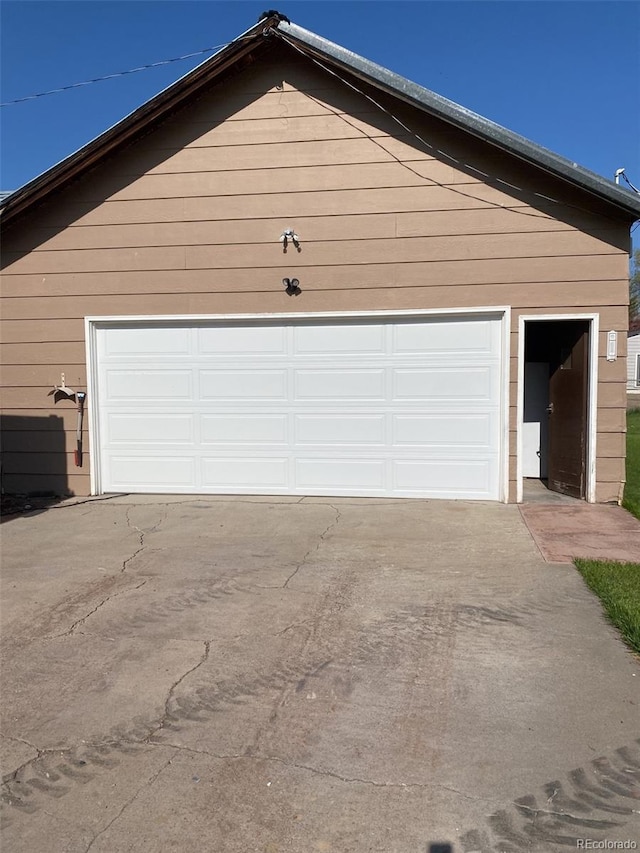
[282,277,301,296]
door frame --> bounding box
[85,307,511,500]
[516,313,599,503]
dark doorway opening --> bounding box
[523,320,590,500]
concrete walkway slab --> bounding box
[1,497,639,852]
[519,502,640,563]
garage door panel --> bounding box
[201,414,288,444]
[108,413,194,443]
[392,413,495,448]
[200,370,287,400]
[393,458,496,495]
[198,325,286,355]
[296,458,386,490]
[393,319,496,355]
[96,315,504,500]
[295,414,386,445]
[295,369,385,400]
[103,327,191,357]
[202,457,288,488]
[109,456,196,488]
[106,370,192,400]
[293,324,385,355]
[393,367,496,401]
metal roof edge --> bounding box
[276,21,640,219]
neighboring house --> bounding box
[1,14,639,504]
[628,326,640,396]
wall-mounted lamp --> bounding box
[280,228,301,252]
[283,277,301,296]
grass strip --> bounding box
[574,558,640,655]
[624,409,640,520]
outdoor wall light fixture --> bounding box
[280,228,301,252]
[283,277,301,296]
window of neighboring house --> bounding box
[637,353,640,386]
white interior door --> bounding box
[523,361,549,478]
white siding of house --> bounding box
[628,333,640,391]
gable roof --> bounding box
[2,12,640,226]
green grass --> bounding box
[574,559,640,654]
[572,413,640,654]
[624,409,640,520]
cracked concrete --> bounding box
[282,504,341,588]
[2,496,639,852]
[145,641,212,742]
[84,750,178,853]
[64,580,149,637]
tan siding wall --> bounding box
[5,218,622,259]
[0,281,628,322]
[1,234,621,277]
[0,259,627,301]
[1,54,631,500]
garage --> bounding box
[89,312,505,500]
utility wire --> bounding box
[621,172,640,194]
[274,31,552,221]
[0,41,240,106]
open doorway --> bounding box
[522,319,591,500]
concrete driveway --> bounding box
[1,496,639,853]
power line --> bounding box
[0,42,238,107]
[275,31,555,221]
[621,172,640,195]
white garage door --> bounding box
[94,315,503,499]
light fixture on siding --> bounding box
[280,228,301,252]
[282,277,301,296]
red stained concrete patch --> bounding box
[519,503,640,564]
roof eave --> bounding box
[276,21,640,220]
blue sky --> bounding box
[1,0,639,214]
